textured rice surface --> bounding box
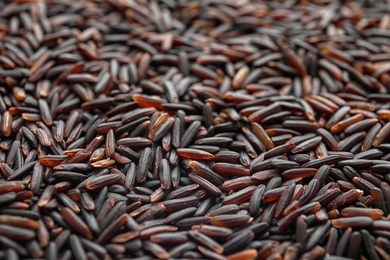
[0,0,390,259]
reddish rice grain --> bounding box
[332,217,374,229]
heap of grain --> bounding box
[0,0,390,259]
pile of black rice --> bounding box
[1,0,390,259]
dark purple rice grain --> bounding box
[222,230,254,255]
[248,184,265,216]
[179,120,202,148]
[0,224,35,242]
[188,230,224,254]
[206,204,240,218]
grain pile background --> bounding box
[1,0,390,259]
